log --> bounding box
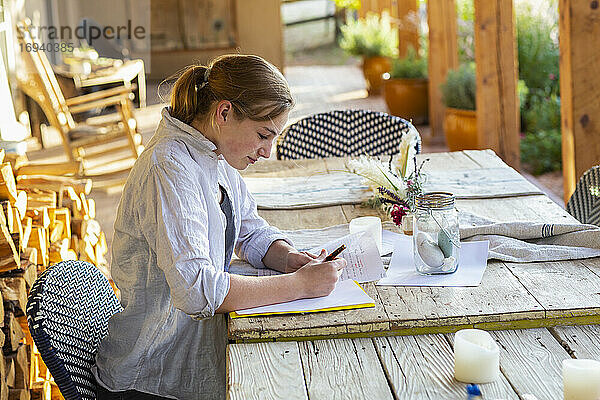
[0,276,27,316]
[6,357,14,387]
[8,389,29,400]
[24,209,49,231]
[0,163,17,203]
[52,209,70,241]
[65,187,82,219]
[6,344,28,390]
[80,193,89,217]
[88,198,96,220]
[48,221,63,244]
[28,228,47,268]
[24,191,56,211]
[0,202,13,235]
[48,239,69,264]
[16,175,92,196]
[2,153,27,172]
[10,209,21,240]
[14,161,82,177]
[20,219,32,253]
[0,207,20,273]
[12,193,26,222]
[2,312,24,353]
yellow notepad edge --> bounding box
[229,281,374,319]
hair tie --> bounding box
[195,67,211,92]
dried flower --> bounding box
[346,130,427,223]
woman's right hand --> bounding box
[292,249,347,298]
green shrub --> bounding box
[516,1,559,95]
[524,93,561,133]
[440,63,476,110]
[339,12,398,58]
[389,46,428,79]
[520,129,562,175]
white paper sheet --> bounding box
[308,232,385,283]
[234,279,374,316]
[382,229,404,255]
[377,236,489,287]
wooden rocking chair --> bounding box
[15,19,143,177]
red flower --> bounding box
[390,204,408,226]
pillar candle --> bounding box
[454,329,500,383]
[563,359,600,400]
[349,216,382,253]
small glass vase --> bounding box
[401,213,414,235]
[413,192,460,275]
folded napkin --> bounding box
[460,212,600,262]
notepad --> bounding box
[308,232,386,283]
[230,279,375,318]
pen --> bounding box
[324,244,346,261]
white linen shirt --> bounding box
[92,108,290,399]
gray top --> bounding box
[92,108,290,399]
[220,185,235,271]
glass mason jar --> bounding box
[413,192,460,274]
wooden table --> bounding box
[229,150,600,343]
[227,149,600,399]
[227,325,600,399]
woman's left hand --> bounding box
[284,250,318,273]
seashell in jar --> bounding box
[416,232,445,268]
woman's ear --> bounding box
[215,100,232,125]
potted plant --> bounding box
[440,63,478,151]
[340,12,398,95]
[383,46,429,124]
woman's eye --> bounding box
[258,133,269,140]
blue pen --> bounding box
[466,384,482,399]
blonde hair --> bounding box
[168,54,294,126]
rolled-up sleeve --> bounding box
[234,175,292,268]
[138,160,230,319]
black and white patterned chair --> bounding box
[566,166,600,226]
[276,109,421,159]
[26,260,123,400]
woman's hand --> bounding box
[284,250,318,273]
[292,249,347,298]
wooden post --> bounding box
[397,0,420,58]
[427,0,458,143]
[474,0,520,168]
[559,0,600,202]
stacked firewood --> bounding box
[0,150,110,400]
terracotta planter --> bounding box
[383,78,429,125]
[443,108,478,151]
[362,56,391,95]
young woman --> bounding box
[92,54,346,400]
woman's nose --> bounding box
[258,140,274,158]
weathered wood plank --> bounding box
[490,329,569,399]
[227,342,308,400]
[427,0,459,141]
[474,0,521,168]
[558,0,600,202]
[299,338,394,400]
[550,324,600,359]
[503,259,600,319]
[258,206,347,230]
[378,261,544,330]
[242,158,328,177]
[375,334,517,399]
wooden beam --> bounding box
[427,0,458,142]
[559,0,600,202]
[474,0,520,168]
[397,0,420,58]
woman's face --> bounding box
[213,102,289,170]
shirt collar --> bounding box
[160,107,221,157]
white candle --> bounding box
[349,216,382,253]
[454,329,500,383]
[563,359,600,400]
